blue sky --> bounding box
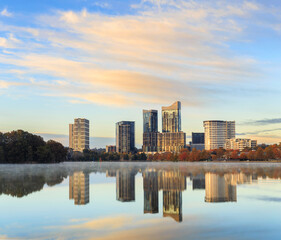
[0,0,281,148]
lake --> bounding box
[1,162,281,240]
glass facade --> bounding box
[143,110,158,152]
[192,132,205,144]
[162,101,181,133]
[143,110,158,133]
[116,121,135,153]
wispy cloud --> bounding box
[241,118,281,126]
[0,1,280,108]
[237,128,281,136]
[0,80,24,89]
[0,8,12,17]
[93,2,111,9]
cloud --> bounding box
[0,8,12,17]
[0,0,279,107]
[241,118,281,126]
[93,2,111,9]
[237,128,281,136]
[0,80,24,89]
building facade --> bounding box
[143,110,158,133]
[157,132,186,153]
[225,138,257,151]
[162,101,181,133]
[190,132,205,151]
[116,121,135,153]
[69,118,90,152]
[143,110,158,152]
[204,120,235,150]
[106,145,116,153]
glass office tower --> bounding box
[116,121,135,153]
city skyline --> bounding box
[1,0,281,147]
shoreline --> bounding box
[1,159,281,164]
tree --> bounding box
[0,130,67,163]
[179,149,189,161]
[0,146,5,163]
[247,151,256,161]
[240,153,247,160]
[265,146,275,160]
[255,147,265,161]
[200,150,211,161]
[230,150,239,160]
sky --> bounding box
[0,0,281,148]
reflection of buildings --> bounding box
[116,170,136,202]
[106,170,116,177]
[159,170,186,222]
[192,174,205,190]
[69,171,89,205]
[143,170,159,214]
[205,172,237,203]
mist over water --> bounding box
[1,162,281,240]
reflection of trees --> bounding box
[0,166,68,198]
[0,175,45,198]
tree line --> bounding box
[148,144,281,162]
[0,130,67,163]
[69,144,281,162]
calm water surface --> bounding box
[1,162,281,240]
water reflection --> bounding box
[0,163,281,222]
[69,171,90,205]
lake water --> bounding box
[1,162,281,240]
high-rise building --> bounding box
[157,101,186,153]
[143,110,158,153]
[192,132,205,144]
[204,120,235,150]
[143,110,158,133]
[106,145,116,153]
[69,118,90,152]
[116,121,135,153]
[69,171,90,205]
[190,132,205,151]
[225,138,257,151]
[157,132,186,152]
[162,101,181,133]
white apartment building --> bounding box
[69,118,90,152]
[225,138,257,151]
[204,120,235,150]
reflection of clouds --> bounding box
[254,196,281,202]
[64,215,134,230]
[44,215,201,240]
